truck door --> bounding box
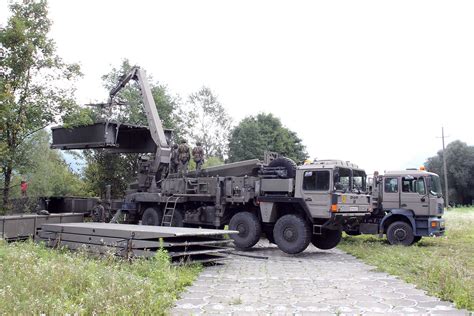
[400,176,429,215]
[382,177,400,209]
[299,169,332,218]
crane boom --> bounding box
[109,67,169,150]
[109,66,171,186]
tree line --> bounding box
[0,0,307,208]
[2,1,472,210]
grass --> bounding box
[0,240,201,315]
[338,207,474,311]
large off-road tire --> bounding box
[312,228,342,250]
[141,207,163,226]
[273,214,311,254]
[268,157,297,178]
[229,212,262,249]
[166,210,184,227]
[386,221,414,246]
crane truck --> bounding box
[52,66,373,254]
[344,168,445,245]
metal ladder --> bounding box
[161,196,181,226]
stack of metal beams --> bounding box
[0,213,84,241]
[37,222,237,264]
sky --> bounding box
[2,0,474,174]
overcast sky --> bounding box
[2,0,474,174]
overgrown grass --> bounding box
[0,241,201,315]
[339,207,474,311]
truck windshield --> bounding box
[353,170,367,192]
[334,168,351,192]
[429,175,442,196]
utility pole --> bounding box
[440,127,449,208]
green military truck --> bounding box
[345,168,445,245]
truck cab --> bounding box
[353,168,445,245]
[293,160,371,220]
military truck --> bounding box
[51,66,372,254]
[345,168,445,245]
[119,158,372,254]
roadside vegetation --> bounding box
[0,240,201,314]
[339,207,474,311]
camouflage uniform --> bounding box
[178,140,191,176]
[91,201,106,222]
[170,144,180,174]
[192,143,205,172]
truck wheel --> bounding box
[229,212,262,249]
[312,229,342,250]
[273,214,311,254]
[164,210,184,227]
[142,207,163,226]
[387,221,414,246]
[268,157,297,178]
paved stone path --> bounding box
[173,240,471,315]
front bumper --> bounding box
[428,217,446,236]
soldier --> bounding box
[177,139,191,176]
[192,142,205,172]
[169,143,180,174]
[91,200,106,222]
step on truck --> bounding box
[345,168,445,245]
[51,66,372,254]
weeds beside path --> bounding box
[0,241,201,314]
[339,207,474,311]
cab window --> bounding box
[334,168,351,192]
[402,176,426,194]
[303,170,330,191]
[384,177,398,193]
[353,169,367,191]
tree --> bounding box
[0,0,81,207]
[425,140,474,205]
[82,60,181,198]
[186,87,231,158]
[228,113,307,163]
[12,130,85,198]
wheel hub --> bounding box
[394,227,407,240]
[237,223,248,237]
[283,227,297,241]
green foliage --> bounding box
[339,207,474,311]
[185,87,231,158]
[425,140,474,205]
[228,113,307,163]
[0,0,81,206]
[8,130,85,199]
[0,240,201,314]
[83,150,137,198]
[99,59,179,131]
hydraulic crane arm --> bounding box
[109,66,171,187]
[109,66,169,150]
